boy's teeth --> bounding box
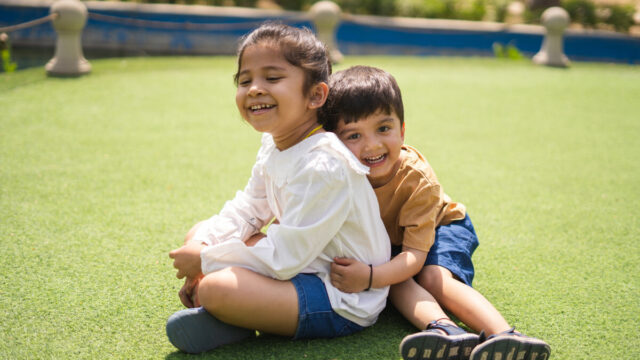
[365,154,385,163]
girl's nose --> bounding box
[247,84,265,97]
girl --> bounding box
[166,23,391,354]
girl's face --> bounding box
[235,44,320,148]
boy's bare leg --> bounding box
[390,278,451,330]
[395,278,480,360]
[198,266,299,336]
[416,265,510,335]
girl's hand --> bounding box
[169,241,206,280]
[330,257,370,293]
[179,275,204,308]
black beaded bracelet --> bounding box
[365,264,373,291]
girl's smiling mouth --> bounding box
[249,104,276,114]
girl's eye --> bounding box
[238,78,251,86]
[346,133,360,140]
[266,76,283,82]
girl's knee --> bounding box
[198,268,239,314]
[184,221,206,243]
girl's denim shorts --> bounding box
[393,214,479,287]
[290,273,364,340]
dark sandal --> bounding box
[400,319,480,360]
[470,327,551,360]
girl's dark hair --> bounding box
[234,22,332,95]
[320,66,404,132]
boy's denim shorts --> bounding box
[393,214,479,287]
[290,273,364,340]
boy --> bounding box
[320,66,550,360]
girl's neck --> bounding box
[272,118,324,151]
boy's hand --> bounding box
[330,257,370,293]
[169,241,206,280]
[245,232,266,247]
[179,275,204,308]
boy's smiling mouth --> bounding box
[364,154,386,166]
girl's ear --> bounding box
[308,82,329,109]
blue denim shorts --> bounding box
[393,214,479,287]
[290,273,364,340]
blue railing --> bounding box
[1,1,639,64]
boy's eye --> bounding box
[266,76,283,82]
[378,126,390,132]
[238,78,251,86]
[346,133,360,140]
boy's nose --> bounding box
[363,137,383,152]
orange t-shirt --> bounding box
[373,145,466,252]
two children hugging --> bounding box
[167,23,550,360]
[322,66,550,360]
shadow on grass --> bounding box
[164,307,414,360]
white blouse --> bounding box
[193,132,391,327]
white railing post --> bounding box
[46,0,91,76]
[505,1,525,25]
[309,1,343,64]
[533,6,570,68]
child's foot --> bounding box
[400,319,479,360]
[166,307,254,353]
[470,328,550,360]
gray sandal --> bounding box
[166,307,254,353]
[470,327,550,360]
[400,319,480,360]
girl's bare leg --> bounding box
[198,266,299,336]
[184,221,205,244]
[416,265,510,335]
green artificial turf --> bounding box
[1,56,638,359]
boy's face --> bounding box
[335,111,404,188]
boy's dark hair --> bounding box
[320,66,404,131]
[234,22,332,95]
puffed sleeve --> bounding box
[191,139,274,246]
[200,150,351,279]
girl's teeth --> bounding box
[250,104,273,110]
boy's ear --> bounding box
[401,122,405,140]
[308,82,329,109]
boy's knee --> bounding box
[417,265,449,295]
